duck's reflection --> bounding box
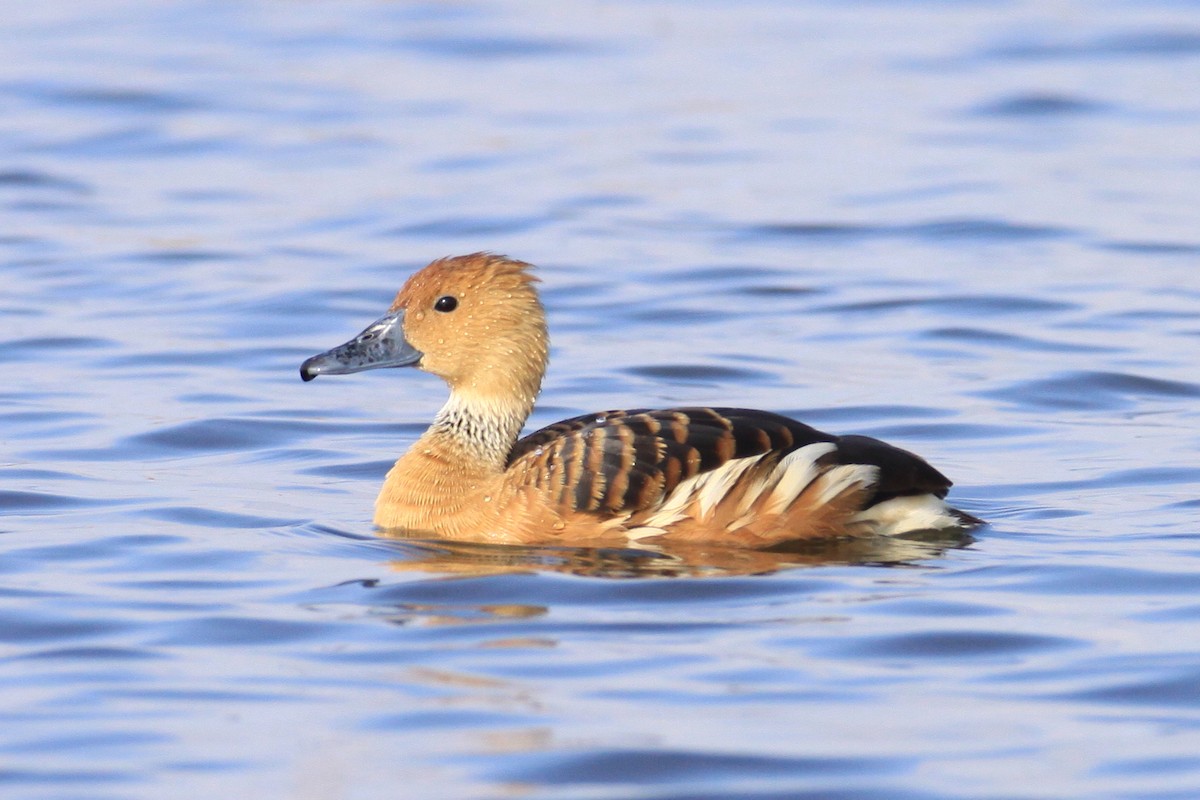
[370,601,551,628]
[380,529,973,579]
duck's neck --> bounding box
[376,347,547,532]
[376,387,537,531]
[427,389,533,471]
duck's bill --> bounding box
[300,310,422,381]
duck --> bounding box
[301,253,981,547]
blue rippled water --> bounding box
[4,1,1200,798]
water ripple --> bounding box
[747,218,1073,244]
[818,294,1076,315]
[0,168,91,193]
[1057,667,1200,708]
[987,29,1200,61]
[490,748,908,788]
[388,214,554,237]
[971,93,1109,117]
[983,370,1200,411]
[393,34,607,60]
[823,630,1079,660]
[922,326,1114,353]
[151,616,332,647]
[0,336,115,363]
[135,506,299,529]
[0,490,120,512]
[623,364,776,384]
[127,418,308,454]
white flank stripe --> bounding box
[763,442,838,516]
[695,456,762,517]
[813,463,878,508]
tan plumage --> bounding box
[301,253,981,546]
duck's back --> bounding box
[504,407,965,544]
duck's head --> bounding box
[300,253,549,402]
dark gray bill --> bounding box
[300,309,422,381]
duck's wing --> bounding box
[834,434,952,501]
[506,407,949,515]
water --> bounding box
[3,1,1199,798]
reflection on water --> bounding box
[383,531,974,579]
[371,595,550,628]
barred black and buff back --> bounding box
[506,407,952,515]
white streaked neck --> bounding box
[430,391,533,470]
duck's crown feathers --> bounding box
[392,252,538,311]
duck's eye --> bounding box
[434,295,458,313]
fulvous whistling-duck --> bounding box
[301,253,981,546]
